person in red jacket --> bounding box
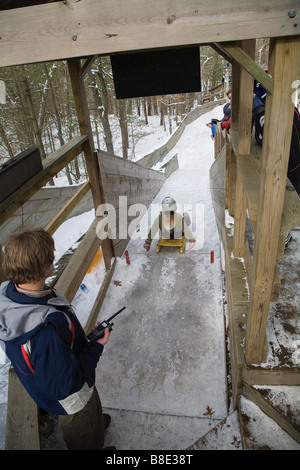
[221,116,231,134]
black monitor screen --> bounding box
[111,47,201,99]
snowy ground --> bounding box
[0,104,299,450]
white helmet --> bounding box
[161,196,177,212]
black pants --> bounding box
[288,169,300,196]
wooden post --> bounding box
[67,58,114,269]
[245,37,300,364]
[237,40,255,155]
[227,146,237,217]
[67,58,102,208]
[230,45,240,134]
[233,40,255,257]
[233,168,247,257]
[5,369,40,450]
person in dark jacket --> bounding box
[287,107,300,196]
[0,228,113,450]
[220,90,231,134]
[252,79,300,248]
[222,89,232,121]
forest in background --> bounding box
[0,41,270,185]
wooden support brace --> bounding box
[233,167,247,258]
[5,368,40,450]
[0,135,88,225]
[245,36,300,365]
[79,55,99,79]
[218,42,273,94]
[67,57,114,268]
[45,181,90,235]
[54,217,103,302]
[233,40,255,258]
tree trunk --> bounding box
[20,65,46,161]
[95,59,114,154]
[0,121,14,158]
[118,99,129,160]
[142,97,148,125]
[43,64,72,184]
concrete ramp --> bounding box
[95,247,227,449]
[94,108,229,450]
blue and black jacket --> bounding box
[0,281,104,415]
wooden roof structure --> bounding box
[0,1,299,67]
[0,0,300,449]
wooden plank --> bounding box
[67,59,102,209]
[233,167,247,258]
[5,368,40,450]
[243,365,300,386]
[0,1,299,67]
[79,55,98,79]
[223,230,248,408]
[237,40,255,155]
[231,58,241,136]
[68,58,114,270]
[45,181,90,235]
[84,258,117,335]
[245,36,300,365]
[231,42,255,259]
[99,151,166,182]
[236,154,260,226]
[236,153,300,252]
[227,146,237,217]
[242,383,300,443]
[220,42,273,94]
[209,144,226,178]
[210,145,227,237]
[0,135,88,225]
[54,217,103,302]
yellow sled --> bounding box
[156,235,186,253]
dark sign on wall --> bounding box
[111,47,201,99]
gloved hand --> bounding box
[144,240,151,252]
[187,239,196,250]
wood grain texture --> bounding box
[0,1,299,66]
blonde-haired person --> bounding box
[0,228,114,450]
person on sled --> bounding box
[143,196,196,252]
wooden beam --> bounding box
[68,58,114,268]
[230,50,241,135]
[219,42,273,94]
[237,40,255,154]
[210,43,233,64]
[45,181,90,235]
[233,40,255,258]
[0,1,299,67]
[242,383,300,444]
[243,365,300,386]
[84,258,117,335]
[79,55,99,80]
[233,168,247,257]
[5,368,40,450]
[0,135,88,225]
[245,36,300,365]
[54,217,103,302]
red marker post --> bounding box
[125,250,130,265]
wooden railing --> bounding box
[211,112,300,408]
